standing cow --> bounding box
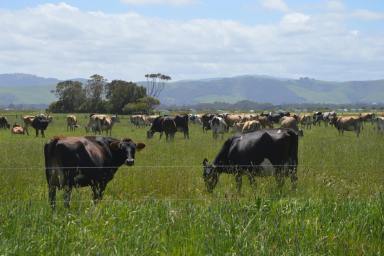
[66,115,78,132]
[330,116,362,137]
[0,116,10,129]
[202,129,299,192]
[147,115,189,140]
[210,116,227,139]
[44,136,145,208]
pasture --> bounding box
[0,113,383,255]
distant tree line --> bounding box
[48,74,160,114]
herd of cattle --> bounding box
[0,110,383,208]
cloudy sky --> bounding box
[0,0,383,81]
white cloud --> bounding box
[121,0,195,6]
[280,12,312,33]
[260,0,290,12]
[0,3,383,81]
[351,9,384,21]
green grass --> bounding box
[0,113,383,255]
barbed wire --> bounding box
[0,164,381,170]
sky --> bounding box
[0,0,383,81]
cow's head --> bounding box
[110,139,146,166]
[202,158,218,192]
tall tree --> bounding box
[49,80,86,112]
[85,74,107,112]
[105,80,147,114]
[144,73,171,98]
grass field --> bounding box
[0,113,383,255]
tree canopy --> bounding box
[48,74,159,114]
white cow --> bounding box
[210,116,227,139]
[376,117,384,134]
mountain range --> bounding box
[0,73,383,106]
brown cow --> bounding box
[224,114,242,129]
[331,116,361,137]
[256,116,273,129]
[66,115,77,132]
[299,114,313,129]
[242,120,261,133]
[281,116,303,136]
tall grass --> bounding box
[0,113,383,255]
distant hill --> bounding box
[154,75,384,105]
[1,73,384,105]
[0,74,86,105]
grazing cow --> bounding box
[11,124,25,135]
[312,112,323,126]
[299,114,312,129]
[66,115,77,132]
[100,115,119,136]
[32,115,50,137]
[201,113,214,132]
[223,114,242,130]
[330,116,361,137]
[280,116,303,136]
[210,116,227,139]
[375,117,384,134]
[202,129,299,192]
[147,115,189,139]
[268,112,289,124]
[256,116,273,129]
[0,116,10,129]
[163,116,177,141]
[44,136,145,208]
[242,120,261,133]
[130,115,146,128]
[322,111,337,126]
[86,114,119,135]
[188,114,202,125]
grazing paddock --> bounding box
[0,113,383,255]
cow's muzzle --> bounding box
[125,159,135,166]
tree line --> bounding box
[48,74,167,114]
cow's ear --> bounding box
[203,158,209,166]
[136,142,146,151]
[110,141,120,151]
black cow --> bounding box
[0,116,10,129]
[313,112,323,126]
[147,115,189,139]
[32,115,50,137]
[268,112,290,124]
[202,129,299,192]
[44,136,145,208]
[163,116,177,141]
[201,113,214,132]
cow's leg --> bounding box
[63,186,72,208]
[235,173,242,193]
[41,130,45,138]
[35,129,39,137]
[159,132,163,140]
[48,185,56,209]
[274,166,285,188]
[91,184,99,203]
[246,170,256,190]
[98,182,107,200]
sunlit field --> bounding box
[0,113,383,255]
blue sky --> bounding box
[0,0,383,81]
